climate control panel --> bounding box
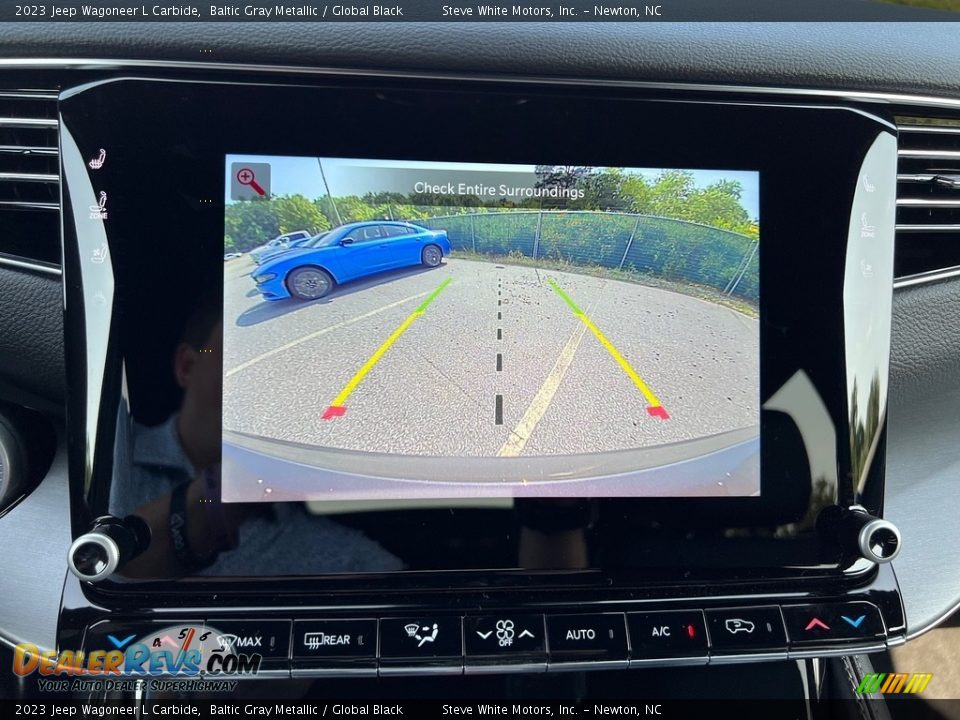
[81,601,896,678]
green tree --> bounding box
[224,194,331,252]
[571,168,632,211]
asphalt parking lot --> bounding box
[223,257,758,457]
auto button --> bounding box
[546,613,628,666]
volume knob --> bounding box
[858,518,902,564]
[67,515,150,582]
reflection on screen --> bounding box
[221,157,760,502]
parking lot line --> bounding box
[224,291,432,379]
[322,278,453,420]
[547,278,670,420]
[497,316,590,457]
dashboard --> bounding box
[0,19,958,712]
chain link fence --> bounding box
[419,210,758,302]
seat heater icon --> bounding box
[404,622,439,648]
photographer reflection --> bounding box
[515,498,595,569]
[111,296,402,578]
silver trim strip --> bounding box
[0,117,56,128]
[0,145,58,156]
[0,171,58,183]
[0,91,58,100]
[290,667,377,678]
[378,664,464,676]
[897,125,960,134]
[894,264,960,288]
[896,224,960,232]
[0,55,957,110]
[787,643,887,660]
[547,659,629,672]
[897,198,960,208]
[898,149,960,160]
[0,253,60,276]
[234,668,290,679]
[629,655,709,668]
[464,662,547,675]
[709,651,788,665]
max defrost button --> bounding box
[705,607,787,652]
[292,619,376,664]
[627,611,708,659]
[206,619,291,664]
[546,614,628,663]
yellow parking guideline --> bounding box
[322,277,451,420]
[546,278,669,419]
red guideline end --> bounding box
[647,406,670,420]
[322,405,346,420]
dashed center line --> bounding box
[497,303,591,458]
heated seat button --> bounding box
[782,602,885,646]
[292,619,377,662]
[206,619,291,664]
[464,615,545,663]
[379,617,462,662]
[627,611,708,659]
[705,607,787,652]
[546,614,628,663]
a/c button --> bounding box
[627,611,708,658]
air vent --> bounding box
[0,90,60,272]
[895,116,960,282]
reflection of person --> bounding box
[111,296,402,578]
[515,499,594,569]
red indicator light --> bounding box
[686,624,696,639]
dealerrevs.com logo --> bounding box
[13,624,260,692]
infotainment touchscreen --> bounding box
[221,156,760,502]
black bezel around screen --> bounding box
[59,77,893,588]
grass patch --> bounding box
[450,249,759,319]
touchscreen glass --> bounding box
[220,157,760,503]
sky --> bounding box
[225,154,761,221]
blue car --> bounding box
[251,222,451,301]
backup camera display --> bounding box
[221,156,760,502]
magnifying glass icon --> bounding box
[236,167,266,196]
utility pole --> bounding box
[317,158,343,226]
